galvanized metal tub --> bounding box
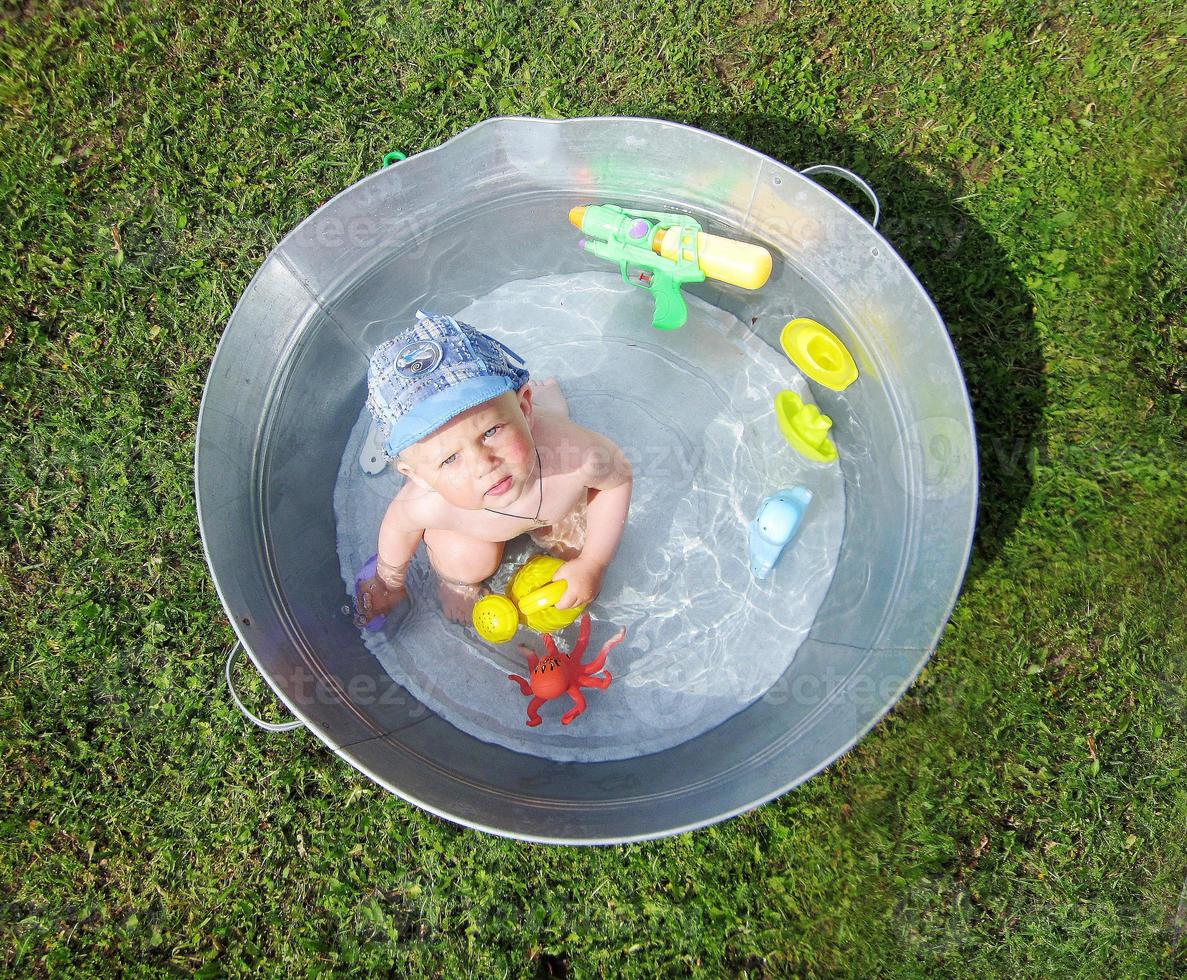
[196,116,977,843]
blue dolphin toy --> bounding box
[748,486,814,580]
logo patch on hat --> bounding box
[394,340,443,378]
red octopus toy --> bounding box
[508,613,626,727]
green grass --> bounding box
[2,0,1186,974]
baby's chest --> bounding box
[539,472,590,521]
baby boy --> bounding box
[354,311,633,627]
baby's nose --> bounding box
[470,447,499,476]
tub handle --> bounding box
[799,165,881,229]
[225,641,304,733]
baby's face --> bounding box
[396,388,536,511]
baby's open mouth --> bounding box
[485,475,513,496]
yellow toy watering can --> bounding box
[472,555,587,643]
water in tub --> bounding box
[334,272,845,762]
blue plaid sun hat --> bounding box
[366,311,530,458]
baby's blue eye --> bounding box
[484,425,500,438]
[441,453,458,467]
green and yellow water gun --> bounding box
[568,204,773,330]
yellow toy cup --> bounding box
[471,555,587,642]
[509,555,586,633]
[780,317,858,391]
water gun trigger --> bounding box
[623,259,685,331]
[624,265,654,286]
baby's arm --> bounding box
[354,497,425,626]
[553,430,633,610]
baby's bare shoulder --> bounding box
[534,415,629,487]
[534,414,612,457]
[382,479,438,532]
[385,476,479,535]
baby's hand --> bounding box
[354,576,408,627]
[552,557,606,610]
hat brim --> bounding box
[384,375,523,458]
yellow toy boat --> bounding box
[774,390,838,464]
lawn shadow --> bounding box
[687,113,1045,570]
